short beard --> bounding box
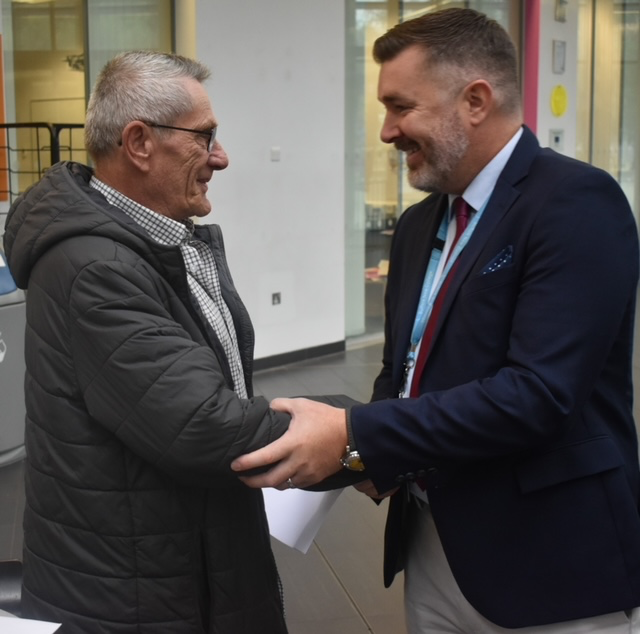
[406,110,469,194]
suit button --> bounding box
[406,472,415,481]
[394,475,406,484]
[417,469,427,478]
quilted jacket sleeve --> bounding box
[64,240,290,487]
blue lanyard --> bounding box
[404,199,487,373]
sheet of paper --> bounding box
[0,616,61,633]
[263,487,343,553]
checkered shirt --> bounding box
[90,177,248,399]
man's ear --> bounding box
[120,121,153,172]
[462,79,493,126]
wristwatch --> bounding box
[341,446,365,471]
[340,409,365,471]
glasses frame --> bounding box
[143,121,217,152]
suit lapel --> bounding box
[422,127,541,359]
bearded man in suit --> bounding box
[233,8,640,633]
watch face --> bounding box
[342,451,365,472]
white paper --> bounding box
[0,616,61,633]
[264,487,343,553]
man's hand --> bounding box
[231,397,348,489]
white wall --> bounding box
[195,0,346,360]
[536,0,578,157]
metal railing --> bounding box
[0,123,86,203]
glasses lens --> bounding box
[208,128,217,153]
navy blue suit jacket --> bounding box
[350,127,640,627]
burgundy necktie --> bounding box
[409,197,471,397]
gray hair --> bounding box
[84,50,211,160]
[373,8,521,115]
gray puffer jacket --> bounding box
[3,161,290,633]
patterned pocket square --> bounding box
[481,245,513,275]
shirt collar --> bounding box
[89,176,195,246]
[449,126,524,213]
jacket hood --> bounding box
[2,161,149,289]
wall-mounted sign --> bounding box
[551,85,568,117]
[552,40,566,74]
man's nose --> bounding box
[209,141,229,170]
[380,113,400,144]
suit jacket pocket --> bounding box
[516,436,623,494]
[461,262,518,297]
[480,245,513,275]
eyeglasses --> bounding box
[144,121,217,152]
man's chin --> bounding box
[192,201,212,218]
[407,170,434,193]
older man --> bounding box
[3,51,290,633]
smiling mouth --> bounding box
[395,140,420,156]
[402,146,423,169]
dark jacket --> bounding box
[3,161,290,633]
[351,127,640,627]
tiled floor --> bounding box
[0,340,406,633]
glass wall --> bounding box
[0,0,173,199]
[344,0,519,339]
[3,0,88,193]
[86,0,173,93]
[577,0,638,220]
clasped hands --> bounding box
[231,397,397,500]
[231,397,347,490]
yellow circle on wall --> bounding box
[550,85,568,117]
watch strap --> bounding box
[346,407,356,451]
